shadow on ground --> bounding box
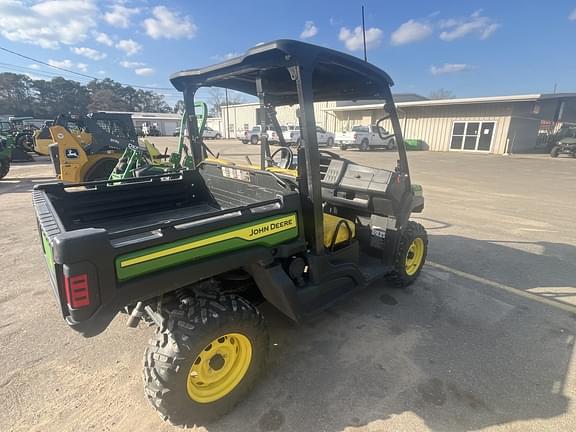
[204,234,575,432]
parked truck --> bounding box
[335,125,396,151]
[283,125,334,147]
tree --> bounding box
[208,88,245,116]
[0,73,35,115]
[429,88,455,100]
[0,73,172,116]
[173,100,185,113]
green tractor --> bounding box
[33,40,428,426]
[109,102,208,180]
[0,135,11,179]
[0,118,36,179]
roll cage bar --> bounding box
[169,39,410,255]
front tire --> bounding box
[387,221,428,287]
[0,158,10,179]
[550,146,561,157]
[360,139,370,152]
[250,135,259,145]
[327,137,334,147]
[215,134,222,140]
[143,294,269,427]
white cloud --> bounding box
[439,10,499,41]
[104,4,139,28]
[97,70,106,75]
[0,0,98,48]
[390,19,433,45]
[570,9,576,21]
[339,26,383,51]
[29,64,41,70]
[94,31,113,47]
[71,47,107,61]
[430,63,473,75]
[135,67,154,76]
[300,21,318,39]
[143,6,197,39]
[120,60,146,69]
[48,59,88,72]
[116,39,142,56]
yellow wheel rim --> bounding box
[187,333,252,403]
[405,237,425,276]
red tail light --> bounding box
[65,274,90,308]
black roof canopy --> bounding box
[170,40,394,106]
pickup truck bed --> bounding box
[34,163,303,335]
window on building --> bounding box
[451,121,495,151]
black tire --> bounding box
[550,146,561,158]
[327,137,334,147]
[387,138,396,150]
[359,139,370,152]
[340,144,347,151]
[387,221,428,287]
[215,134,222,140]
[17,134,34,152]
[143,294,269,427]
[250,135,259,145]
[83,157,119,182]
[241,140,249,144]
[0,158,10,179]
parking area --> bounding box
[1,139,576,432]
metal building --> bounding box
[327,94,576,154]
[223,93,576,154]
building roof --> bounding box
[325,93,576,112]
[106,111,181,120]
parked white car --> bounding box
[283,125,335,147]
[239,125,287,145]
[335,125,396,151]
[202,126,222,139]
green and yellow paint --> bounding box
[116,213,298,281]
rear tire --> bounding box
[143,293,268,427]
[360,139,370,152]
[215,134,222,140]
[250,135,259,145]
[387,139,396,150]
[0,158,10,179]
[340,144,347,151]
[387,221,428,287]
[550,146,561,157]
[327,137,334,147]
[84,157,119,182]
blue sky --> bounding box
[1,0,575,106]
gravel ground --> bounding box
[1,139,576,432]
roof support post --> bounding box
[290,64,324,255]
[183,85,204,165]
[255,75,271,169]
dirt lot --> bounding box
[1,139,576,432]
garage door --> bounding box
[450,121,495,152]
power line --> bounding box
[0,63,92,83]
[0,45,178,92]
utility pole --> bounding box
[361,5,367,62]
[225,88,230,138]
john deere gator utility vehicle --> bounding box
[48,112,138,182]
[33,40,428,426]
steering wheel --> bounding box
[319,150,341,159]
[270,147,294,169]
